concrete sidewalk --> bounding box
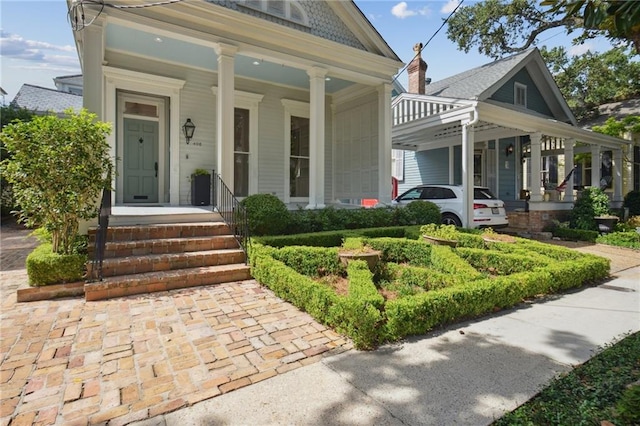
[133,265,640,426]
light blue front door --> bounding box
[123,118,159,203]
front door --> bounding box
[123,118,159,203]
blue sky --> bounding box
[0,0,615,103]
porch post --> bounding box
[564,139,575,203]
[306,67,327,209]
[462,122,475,228]
[448,146,455,185]
[529,133,543,202]
[613,148,623,206]
[591,145,600,189]
[215,43,237,191]
[377,83,392,205]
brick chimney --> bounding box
[407,42,427,94]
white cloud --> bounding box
[392,2,416,19]
[441,0,460,14]
[569,43,593,56]
[0,31,76,62]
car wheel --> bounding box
[441,214,462,227]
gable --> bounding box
[490,68,554,117]
[207,0,366,51]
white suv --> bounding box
[392,184,508,229]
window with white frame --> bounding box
[392,149,404,180]
[239,0,309,26]
[282,99,310,201]
[514,82,527,108]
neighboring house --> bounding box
[53,74,84,96]
[581,98,640,196]
[11,83,83,116]
[69,0,403,208]
[391,46,630,231]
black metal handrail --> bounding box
[91,188,111,281]
[212,170,250,263]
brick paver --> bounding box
[0,224,351,425]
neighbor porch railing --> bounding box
[212,170,250,263]
[90,187,111,281]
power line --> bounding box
[68,0,186,31]
[392,0,465,85]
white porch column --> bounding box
[306,67,327,209]
[529,133,543,202]
[82,17,105,118]
[377,83,392,205]
[564,139,575,203]
[613,148,624,205]
[591,144,601,189]
[462,122,475,228]
[215,43,237,190]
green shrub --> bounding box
[616,384,640,424]
[402,201,441,225]
[240,193,290,236]
[623,190,640,216]
[269,246,344,277]
[430,245,482,280]
[455,248,549,275]
[570,187,611,230]
[597,231,640,249]
[26,243,86,286]
[254,226,421,248]
[551,226,599,242]
[367,237,432,267]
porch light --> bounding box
[505,143,514,157]
[183,118,196,144]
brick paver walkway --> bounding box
[0,224,350,426]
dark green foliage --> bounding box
[494,332,640,426]
[253,226,422,248]
[26,243,86,286]
[402,201,441,225]
[269,246,344,277]
[597,231,640,249]
[570,187,611,230]
[551,226,599,242]
[366,237,432,267]
[455,248,549,275]
[624,190,640,216]
[239,193,290,236]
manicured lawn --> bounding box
[493,331,640,425]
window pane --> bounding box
[291,116,309,157]
[124,102,157,117]
[234,108,250,153]
[234,153,249,197]
[290,157,309,197]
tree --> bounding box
[540,46,640,121]
[1,109,113,254]
[446,0,640,59]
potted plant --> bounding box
[338,237,381,271]
[191,168,211,206]
[421,224,458,247]
[593,214,619,234]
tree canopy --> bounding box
[446,0,640,59]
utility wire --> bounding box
[69,0,186,31]
[392,0,465,85]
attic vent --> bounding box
[239,0,309,26]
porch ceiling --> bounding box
[105,23,355,94]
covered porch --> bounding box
[392,94,631,231]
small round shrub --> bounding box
[239,194,290,236]
[570,187,610,230]
[623,190,640,216]
[403,201,441,225]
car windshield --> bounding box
[474,188,497,200]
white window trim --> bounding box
[211,87,263,197]
[238,0,310,26]
[104,66,185,205]
[392,149,404,181]
[514,82,527,108]
[282,99,310,204]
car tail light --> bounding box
[473,203,488,209]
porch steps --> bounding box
[108,207,221,226]
[86,222,250,301]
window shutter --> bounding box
[392,149,404,180]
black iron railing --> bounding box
[212,170,250,263]
[91,188,111,281]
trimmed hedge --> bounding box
[252,235,611,349]
[551,227,599,242]
[26,243,86,286]
[253,226,422,248]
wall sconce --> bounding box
[182,118,196,144]
[505,143,514,157]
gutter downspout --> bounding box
[461,105,479,228]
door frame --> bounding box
[117,93,166,205]
[103,66,185,205]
